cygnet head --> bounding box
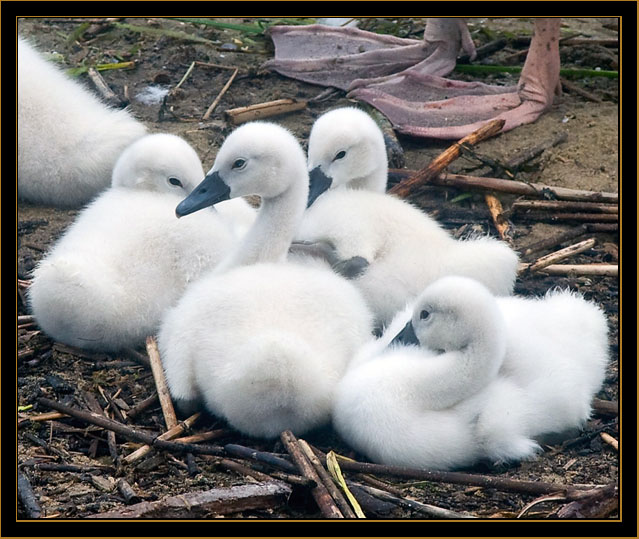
[111,133,205,194]
[391,276,506,354]
[176,122,308,217]
[306,107,388,206]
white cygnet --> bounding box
[28,133,250,351]
[297,107,519,329]
[18,36,147,207]
[333,276,609,470]
[158,122,373,439]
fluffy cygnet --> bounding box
[28,134,247,351]
[297,107,518,328]
[306,107,388,205]
[333,276,609,470]
[18,36,147,207]
[158,122,373,438]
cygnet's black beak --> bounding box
[176,171,231,218]
[307,166,333,208]
[389,320,420,347]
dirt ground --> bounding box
[16,17,620,522]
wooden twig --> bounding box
[348,480,475,519]
[387,169,619,203]
[126,392,159,420]
[561,78,603,103]
[21,461,115,474]
[505,132,568,171]
[37,397,224,456]
[388,119,506,198]
[519,238,597,273]
[18,470,42,519]
[122,348,152,369]
[117,478,141,504]
[537,264,618,276]
[146,336,177,430]
[512,200,618,214]
[592,398,618,417]
[600,432,619,451]
[327,455,606,497]
[298,439,357,518]
[554,484,618,519]
[484,193,510,240]
[86,481,292,519]
[87,67,123,107]
[225,98,307,125]
[22,411,67,423]
[173,429,229,444]
[280,431,344,518]
[224,443,297,474]
[202,67,238,120]
[123,412,201,464]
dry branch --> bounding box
[519,238,597,273]
[280,431,344,518]
[117,478,141,504]
[387,169,618,203]
[37,397,223,456]
[349,480,475,519]
[600,432,619,451]
[123,412,201,464]
[592,398,618,417]
[224,443,297,474]
[328,455,606,497]
[126,392,159,420]
[561,78,603,103]
[298,439,357,518]
[146,336,177,429]
[87,67,123,107]
[388,118,505,198]
[505,132,568,170]
[202,68,238,120]
[18,470,42,519]
[484,193,510,240]
[511,199,618,214]
[87,481,291,518]
[225,98,307,125]
[537,264,618,276]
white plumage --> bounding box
[307,107,388,193]
[158,122,373,438]
[18,36,147,207]
[298,107,519,328]
[28,134,252,351]
[333,276,609,470]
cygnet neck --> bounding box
[220,177,307,271]
[410,310,506,410]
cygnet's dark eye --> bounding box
[419,309,430,320]
[168,177,183,187]
[232,158,247,170]
[333,150,347,161]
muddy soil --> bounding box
[16,17,620,522]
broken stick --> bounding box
[123,412,201,464]
[202,67,238,120]
[388,118,505,198]
[537,264,618,276]
[87,481,291,519]
[519,238,597,273]
[387,169,618,203]
[225,98,307,125]
[280,430,344,518]
[146,336,177,430]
